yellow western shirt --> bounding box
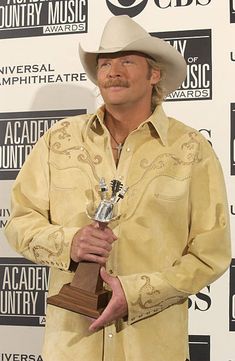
[5,105,231,361]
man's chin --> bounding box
[103,96,126,106]
[106,99,126,106]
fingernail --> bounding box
[89,326,99,333]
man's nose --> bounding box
[107,61,122,77]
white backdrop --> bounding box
[0,1,234,360]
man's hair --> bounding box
[146,58,166,109]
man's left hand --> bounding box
[89,267,128,332]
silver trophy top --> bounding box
[92,178,128,223]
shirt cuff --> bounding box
[29,226,79,271]
[118,272,188,324]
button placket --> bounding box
[116,141,132,187]
[103,324,115,361]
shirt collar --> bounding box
[139,105,169,146]
[85,104,169,146]
[84,105,106,138]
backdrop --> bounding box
[0,1,234,360]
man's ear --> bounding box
[150,69,161,85]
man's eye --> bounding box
[99,62,110,68]
[123,59,132,64]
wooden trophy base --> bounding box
[47,262,111,318]
[47,283,111,318]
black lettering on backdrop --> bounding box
[0,353,43,361]
[188,286,211,311]
[0,63,55,75]
[231,205,235,215]
[0,258,49,327]
[0,209,10,217]
[0,109,86,180]
[151,29,212,101]
[0,62,87,86]
[0,73,87,86]
[154,0,211,7]
[198,128,212,146]
[0,0,88,39]
[0,209,10,229]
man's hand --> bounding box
[89,267,128,332]
[71,222,117,265]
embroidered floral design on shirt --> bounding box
[130,132,201,189]
[49,121,78,157]
[32,228,68,266]
[132,275,160,309]
[49,121,102,182]
[131,275,186,312]
[51,121,71,141]
[77,149,102,182]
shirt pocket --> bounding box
[49,164,97,226]
[49,163,98,209]
[123,175,190,221]
[154,175,189,202]
[50,163,92,191]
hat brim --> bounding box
[79,35,187,96]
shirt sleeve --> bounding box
[118,138,231,324]
[4,132,79,271]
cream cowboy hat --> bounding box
[79,15,187,96]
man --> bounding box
[5,15,231,361]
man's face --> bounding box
[97,52,160,110]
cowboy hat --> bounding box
[79,15,187,96]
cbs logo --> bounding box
[106,0,212,17]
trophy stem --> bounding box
[71,262,103,292]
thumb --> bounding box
[100,266,114,286]
[92,221,100,228]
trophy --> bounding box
[47,178,128,318]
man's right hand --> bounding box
[70,222,117,265]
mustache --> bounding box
[103,79,130,88]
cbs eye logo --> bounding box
[106,0,148,17]
[106,0,212,17]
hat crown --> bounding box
[99,15,150,51]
